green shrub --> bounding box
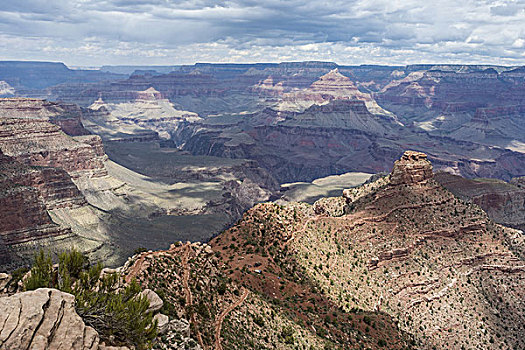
[195,301,210,319]
[281,325,294,344]
[24,250,53,290]
[363,315,372,325]
[218,281,227,295]
[134,247,148,255]
[75,277,157,349]
[10,267,29,284]
[253,315,265,327]
[24,249,157,350]
[156,289,177,318]
[59,248,87,280]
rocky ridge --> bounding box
[119,241,410,349]
[209,151,525,349]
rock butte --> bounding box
[390,150,433,185]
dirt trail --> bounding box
[214,288,249,350]
[125,254,146,283]
[181,244,206,349]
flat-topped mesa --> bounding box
[390,151,433,185]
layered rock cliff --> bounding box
[0,150,79,264]
[0,99,131,266]
[0,98,107,178]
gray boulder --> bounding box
[0,288,99,350]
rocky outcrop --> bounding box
[208,178,275,219]
[153,314,169,334]
[141,288,163,313]
[390,151,433,185]
[0,288,99,350]
[47,103,91,136]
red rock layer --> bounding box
[0,152,72,248]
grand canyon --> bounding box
[1,1,524,348]
[0,60,524,349]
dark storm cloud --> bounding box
[0,0,523,65]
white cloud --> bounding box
[0,0,523,65]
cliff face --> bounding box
[0,99,118,267]
[0,98,107,178]
[0,151,73,263]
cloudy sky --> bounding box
[0,0,524,66]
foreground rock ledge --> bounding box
[0,288,99,350]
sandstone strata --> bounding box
[0,151,75,259]
[0,99,111,266]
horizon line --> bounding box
[1,59,524,70]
